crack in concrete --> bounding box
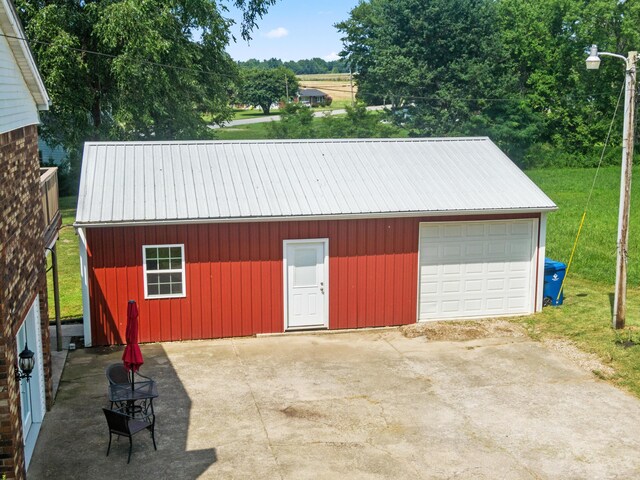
[231,339,285,480]
[382,335,542,480]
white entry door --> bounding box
[284,239,328,330]
[16,297,45,469]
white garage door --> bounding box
[418,219,538,320]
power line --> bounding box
[304,82,625,103]
[0,31,238,79]
[4,31,625,107]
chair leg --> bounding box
[128,436,132,464]
[106,432,112,457]
[150,424,157,451]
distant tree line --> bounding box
[337,0,640,168]
[237,57,349,75]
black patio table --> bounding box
[108,380,158,418]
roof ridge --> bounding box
[83,137,491,147]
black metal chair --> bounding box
[102,407,157,463]
[105,363,130,386]
[106,363,152,385]
[106,363,155,412]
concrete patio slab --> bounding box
[28,329,640,479]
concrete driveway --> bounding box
[29,328,640,479]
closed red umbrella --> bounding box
[122,300,143,390]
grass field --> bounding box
[527,166,640,286]
[297,73,356,103]
[297,73,352,81]
[47,197,81,320]
[298,80,355,102]
[214,121,274,140]
[514,275,640,396]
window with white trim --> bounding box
[143,245,186,298]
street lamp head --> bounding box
[586,44,601,70]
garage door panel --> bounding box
[442,281,461,293]
[419,219,537,320]
[487,262,506,273]
[443,264,461,275]
[465,243,484,256]
[510,242,531,256]
[463,299,483,311]
[509,277,527,289]
[422,281,438,294]
[441,300,461,312]
[464,280,482,292]
[465,224,485,236]
[443,224,463,237]
[489,223,508,235]
[464,263,483,274]
[443,244,463,258]
[487,278,505,291]
[486,297,506,310]
[512,222,533,235]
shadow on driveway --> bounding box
[29,329,640,479]
[28,343,216,478]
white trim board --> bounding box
[78,228,92,347]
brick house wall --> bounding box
[0,125,52,480]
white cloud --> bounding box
[265,27,288,39]
[323,52,341,62]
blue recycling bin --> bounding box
[543,258,566,306]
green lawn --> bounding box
[231,108,275,120]
[47,196,81,320]
[527,166,640,286]
[205,101,359,124]
[214,121,274,140]
[50,165,640,397]
[514,276,640,396]
[519,166,640,398]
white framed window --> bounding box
[143,244,186,299]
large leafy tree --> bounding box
[269,102,399,139]
[495,0,640,163]
[336,0,523,149]
[239,67,298,114]
[15,0,277,149]
[337,0,640,165]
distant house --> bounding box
[76,138,556,347]
[38,139,67,165]
[297,88,329,106]
[0,1,59,478]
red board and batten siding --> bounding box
[86,218,419,346]
[86,213,541,346]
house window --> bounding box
[143,245,186,298]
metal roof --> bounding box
[76,138,556,227]
[298,88,327,97]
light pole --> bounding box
[586,45,637,329]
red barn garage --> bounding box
[75,138,556,346]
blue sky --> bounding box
[224,0,360,61]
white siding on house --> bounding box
[0,31,40,134]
